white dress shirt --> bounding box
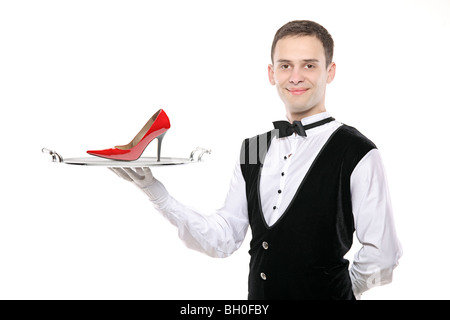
[144,111,402,298]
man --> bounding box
[110,20,402,300]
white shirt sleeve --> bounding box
[142,158,249,258]
[349,149,403,297]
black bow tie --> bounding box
[273,117,335,138]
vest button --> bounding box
[262,241,269,250]
[260,272,267,280]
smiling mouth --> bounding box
[286,88,309,96]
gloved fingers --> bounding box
[108,167,133,182]
[137,167,154,180]
[108,167,155,189]
[123,167,144,181]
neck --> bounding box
[287,106,327,123]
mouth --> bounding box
[286,88,310,96]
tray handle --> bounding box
[42,148,64,163]
[189,147,212,162]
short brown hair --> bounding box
[271,20,334,67]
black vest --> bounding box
[240,125,376,300]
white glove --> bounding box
[109,167,155,188]
[109,167,168,201]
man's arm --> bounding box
[349,149,403,298]
[109,158,249,258]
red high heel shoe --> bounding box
[87,109,170,161]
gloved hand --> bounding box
[109,167,155,189]
[109,167,167,202]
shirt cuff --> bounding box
[140,178,169,203]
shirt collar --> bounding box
[281,111,335,140]
[297,111,331,126]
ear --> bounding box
[326,62,336,84]
[268,64,276,85]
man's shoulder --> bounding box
[240,130,275,153]
[332,124,377,162]
[242,129,275,142]
[336,124,377,148]
[239,130,275,167]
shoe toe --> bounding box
[86,149,113,157]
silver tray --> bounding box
[42,147,211,167]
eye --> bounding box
[280,64,290,70]
[305,64,315,69]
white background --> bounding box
[1,0,449,300]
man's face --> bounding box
[268,35,336,121]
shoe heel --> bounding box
[156,131,167,162]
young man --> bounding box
[110,20,402,300]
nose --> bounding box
[289,67,305,85]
